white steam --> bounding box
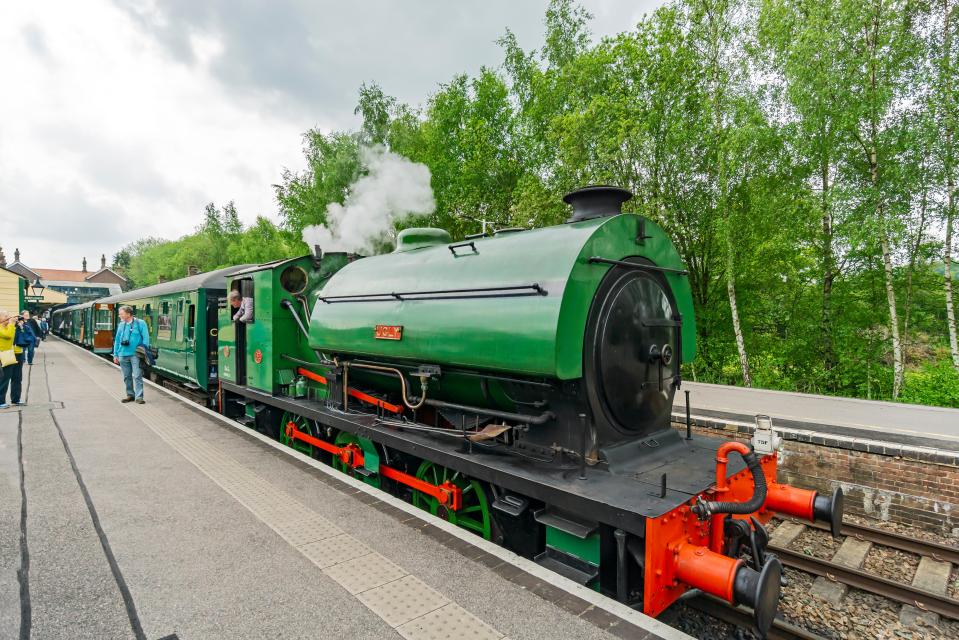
[302,146,435,254]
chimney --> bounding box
[14,248,20,263]
[187,265,199,276]
[82,257,87,273]
[563,185,633,223]
[101,254,106,269]
[0,247,5,268]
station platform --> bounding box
[0,339,688,640]
[674,380,959,452]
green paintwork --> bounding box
[545,527,601,567]
[394,227,452,252]
[309,214,696,381]
[222,255,349,397]
[217,306,238,383]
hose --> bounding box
[694,448,767,517]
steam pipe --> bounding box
[347,361,428,410]
[280,299,309,340]
[691,442,767,552]
[280,300,333,366]
[424,398,554,425]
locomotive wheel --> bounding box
[411,461,492,540]
[330,432,380,489]
[279,411,314,456]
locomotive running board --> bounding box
[220,382,736,537]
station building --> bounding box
[3,249,127,305]
[0,259,26,312]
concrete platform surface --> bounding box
[0,339,688,640]
[674,381,959,450]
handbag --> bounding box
[136,345,157,366]
[0,349,15,367]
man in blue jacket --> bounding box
[112,305,150,404]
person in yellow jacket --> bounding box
[0,310,26,408]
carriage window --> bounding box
[187,304,196,341]
[157,314,172,341]
[95,308,112,330]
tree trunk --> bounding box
[727,245,752,387]
[820,152,836,387]
[946,167,958,368]
[873,152,903,397]
[903,164,929,358]
[943,0,959,369]
[705,0,751,386]
[865,6,902,398]
[880,234,904,397]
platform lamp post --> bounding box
[24,277,45,313]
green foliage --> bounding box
[117,0,959,408]
[900,360,959,408]
[118,207,297,288]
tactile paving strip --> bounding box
[324,552,408,594]
[58,344,507,640]
[358,575,451,628]
[397,603,503,640]
[300,534,372,568]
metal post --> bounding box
[579,413,588,480]
[685,389,692,440]
[614,528,628,602]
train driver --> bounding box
[229,290,254,323]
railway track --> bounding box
[687,595,828,640]
[770,518,959,621]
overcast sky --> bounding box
[0,1,664,270]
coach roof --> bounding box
[98,264,256,304]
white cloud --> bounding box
[0,1,309,269]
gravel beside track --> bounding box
[861,546,919,583]
[793,528,842,561]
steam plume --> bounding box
[302,146,435,255]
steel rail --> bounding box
[687,595,828,640]
[769,544,959,620]
[782,517,959,565]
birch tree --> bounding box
[931,0,959,368]
[687,0,753,385]
[835,0,920,398]
[759,0,850,389]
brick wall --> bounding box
[673,422,959,539]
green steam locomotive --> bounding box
[55,186,843,635]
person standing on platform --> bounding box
[21,310,41,364]
[40,316,49,338]
[112,305,150,404]
[0,311,26,408]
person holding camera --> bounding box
[112,305,150,404]
[19,310,40,365]
[0,310,27,408]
